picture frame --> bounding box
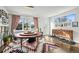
[2,16,8,25]
[72,22,78,27]
[64,23,67,27]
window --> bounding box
[16,16,34,32]
[16,17,22,30]
[65,13,76,22]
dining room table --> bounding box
[14,32,42,51]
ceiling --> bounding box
[4,6,77,17]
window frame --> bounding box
[16,16,34,32]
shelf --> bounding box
[0,24,9,27]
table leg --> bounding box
[21,39,22,51]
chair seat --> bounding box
[22,41,38,51]
[43,43,59,53]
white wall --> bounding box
[8,14,12,34]
[49,7,79,43]
[49,16,55,35]
[38,17,50,35]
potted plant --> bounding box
[3,35,13,46]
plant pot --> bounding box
[4,42,9,47]
[4,38,12,46]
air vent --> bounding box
[27,6,34,8]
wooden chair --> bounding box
[22,37,38,52]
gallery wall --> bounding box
[50,7,79,43]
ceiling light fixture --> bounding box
[26,6,34,8]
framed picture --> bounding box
[72,22,78,27]
[64,23,67,27]
[2,16,8,25]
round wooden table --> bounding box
[14,32,42,51]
